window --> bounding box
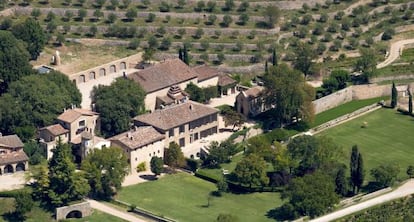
[79,120,85,127]
[179,138,185,147]
[194,133,199,141]
[179,125,185,134]
[169,128,174,137]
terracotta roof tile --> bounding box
[58,108,98,123]
[39,124,69,136]
[0,151,28,165]
[0,135,24,148]
[109,126,164,150]
[128,59,198,93]
[134,101,219,131]
[193,65,220,82]
[243,86,264,99]
[218,74,237,86]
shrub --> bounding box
[136,162,146,172]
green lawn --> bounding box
[320,108,414,180]
[311,97,388,128]
[117,173,282,222]
[197,153,244,180]
[0,197,125,222]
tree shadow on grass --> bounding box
[139,174,158,181]
[2,212,24,222]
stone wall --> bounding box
[312,87,353,114]
[352,84,391,100]
[56,202,92,221]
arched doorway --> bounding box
[16,162,25,172]
[99,68,106,77]
[79,75,86,83]
[72,79,76,84]
[120,62,126,70]
[66,210,82,219]
[109,65,116,73]
[4,165,13,174]
[89,71,96,80]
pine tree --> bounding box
[47,139,90,207]
[272,48,277,66]
[409,88,412,115]
[391,82,397,108]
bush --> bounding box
[185,158,201,172]
[136,162,146,173]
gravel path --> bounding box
[86,199,149,222]
[310,179,414,222]
[377,38,414,69]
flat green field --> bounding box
[0,198,125,222]
[312,97,387,128]
[320,108,414,180]
[117,173,282,222]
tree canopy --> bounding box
[164,142,185,168]
[293,43,316,77]
[92,78,146,137]
[34,140,89,207]
[0,71,81,141]
[355,49,377,82]
[81,146,129,200]
[0,30,33,93]
[150,156,164,176]
[280,172,339,219]
[11,18,46,60]
[370,163,400,188]
[263,64,315,126]
[233,154,269,187]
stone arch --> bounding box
[66,210,82,219]
[79,75,86,83]
[120,62,127,70]
[4,164,13,174]
[89,71,96,80]
[99,68,106,77]
[16,162,25,172]
[110,65,116,73]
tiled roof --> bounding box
[40,124,68,136]
[218,74,237,86]
[0,151,28,165]
[0,135,24,148]
[128,58,198,93]
[243,86,264,99]
[134,101,219,131]
[58,108,98,123]
[193,65,220,82]
[109,126,165,150]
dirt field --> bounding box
[31,41,138,75]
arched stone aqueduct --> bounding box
[69,53,141,85]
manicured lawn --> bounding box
[311,97,388,128]
[0,197,125,222]
[117,173,282,222]
[320,108,414,180]
[197,153,244,180]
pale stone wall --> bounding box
[69,53,142,84]
[312,88,353,114]
[352,84,391,100]
[197,76,219,88]
[127,140,165,172]
[55,202,92,221]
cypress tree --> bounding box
[265,60,268,74]
[391,82,397,108]
[355,153,364,193]
[183,45,190,65]
[335,167,348,196]
[272,48,277,66]
[178,48,183,61]
[350,145,359,194]
[409,88,412,115]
